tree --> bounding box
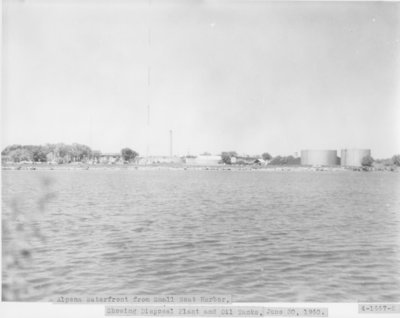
[91,150,102,163]
[392,155,400,166]
[31,146,48,162]
[269,156,282,165]
[2,144,23,156]
[2,143,95,164]
[71,143,92,162]
[262,152,272,161]
[221,151,237,164]
[121,148,138,162]
[10,148,32,162]
[286,155,300,165]
[361,155,374,167]
[54,143,70,161]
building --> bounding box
[341,149,371,167]
[99,153,121,164]
[137,156,183,165]
[184,155,222,166]
[301,149,338,166]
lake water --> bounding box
[2,169,400,302]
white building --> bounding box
[185,155,222,166]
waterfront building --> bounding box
[137,156,183,165]
[99,153,121,164]
[184,155,222,166]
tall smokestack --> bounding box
[169,130,173,157]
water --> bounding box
[2,169,400,302]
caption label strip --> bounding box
[52,295,231,304]
[104,306,328,317]
[52,295,328,317]
[359,304,400,314]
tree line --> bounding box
[1,144,139,164]
[220,151,299,165]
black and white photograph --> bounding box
[1,0,400,314]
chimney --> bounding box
[169,130,173,157]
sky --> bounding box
[2,0,400,158]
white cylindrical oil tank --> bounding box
[340,149,371,167]
[301,150,338,166]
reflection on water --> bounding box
[2,170,400,301]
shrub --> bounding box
[361,155,374,167]
[392,155,400,166]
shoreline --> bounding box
[1,163,398,173]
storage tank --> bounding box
[301,149,337,166]
[341,149,371,167]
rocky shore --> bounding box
[2,162,398,172]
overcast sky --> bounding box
[2,0,399,158]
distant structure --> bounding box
[341,149,371,167]
[138,156,182,165]
[99,153,121,164]
[185,155,222,166]
[301,149,337,166]
[146,104,150,157]
[169,130,173,157]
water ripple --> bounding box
[2,170,400,302]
